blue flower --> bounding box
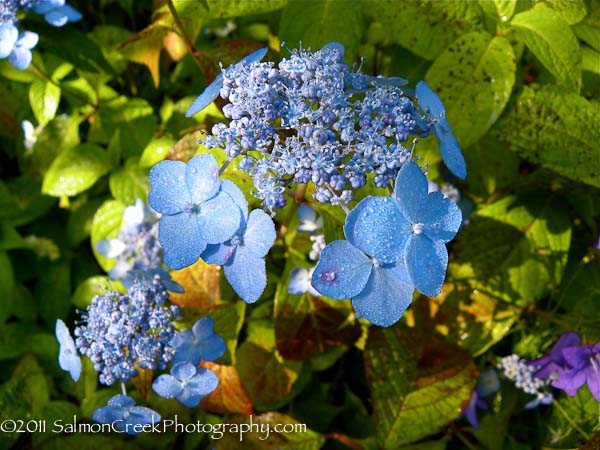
[288,267,320,296]
[171,317,226,366]
[152,362,218,408]
[0,24,18,59]
[9,31,38,70]
[461,390,488,429]
[392,161,462,297]
[416,81,466,180]
[185,47,269,117]
[93,395,160,435]
[311,196,414,327]
[148,154,242,270]
[32,0,81,27]
[201,187,276,303]
[55,319,81,381]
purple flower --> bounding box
[528,331,581,379]
[552,342,600,401]
[461,390,489,429]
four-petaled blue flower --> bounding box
[185,47,268,117]
[32,0,82,27]
[171,317,226,366]
[152,362,219,408]
[392,160,462,297]
[0,24,38,70]
[312,196,414,327]
[201,187,276,303]
[416,81,466,180]
[93,395,161,435]
[148,154,242,270]
[55,319,81,382]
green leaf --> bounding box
[510,3,581,90]
[542,0,587,25]
[139,135,176,168]
[207,0,287,18]
[66,198,105,247]
[495,85,600,187]
[71,276,113,309]
[37,435,141,450]
[29,79,61,126]
[215,412,326,450]
[109,158,149,205]
[90,199,125,272]
[493,0,517,20]
[365,326,477,448]
[35,258,71,325]
[42,144,112,197]
[279,0,363,63]
[573,22,600,52]
[210,302,246,365]
[363,0,485,60]
[425,32,516,148]
[582,45,600,74]
[451,192,572,305]
[235,341,302,410]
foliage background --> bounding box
[0,0,599,448]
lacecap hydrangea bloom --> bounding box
[96,198,183,292]
[74,275,180,385]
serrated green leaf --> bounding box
[494,85,600,187]
[365,326,477,448]
[42,144,112,197]
[511,3,581,90]
[425,32,516,148]
[109,158,149,205]
[90,199,125,272]
[279,0,363,63]
[364,0,485,60]
[29,80,61,126]
[451,192,572,305]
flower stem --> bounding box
[120,382,127,396]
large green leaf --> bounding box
[42,144,112,197]
[542,0,587,25]
[495,85,600,187]
[279,0,363,63]
[425,32,516,148]
[29,79,61,126]
[207,0,287,18]
[510,3,581,90]
[365,326,477,448]
[35,258,71,325]
[109,158,149,205]
[363,0,485,60]
[451,192,572,305]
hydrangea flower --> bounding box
[152,362,218,408]
[96,199,182,292]
[312,196,414,327]
[75,276,179,385]
[392,161,462,297]
[32,0,81,27]
[201,188,276,303]
[185,47,268,117]
[416,81,466,179]
[552,342,600,401]
[527,331,581,380]
[93,395,160,435]
[8,30,37,69]
[171,317,226,366]
[460,369,500,429]
[288,267,320,296]
[55,319,81,381]
[148,154,242,270]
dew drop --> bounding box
[322,271,336,282]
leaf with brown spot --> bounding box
[199,362,252,415]
[169,258,221,310]
[119,22,169,87]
